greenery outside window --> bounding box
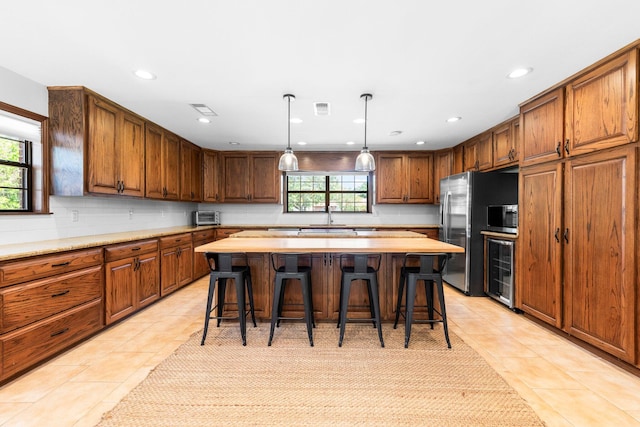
[0,103,48,213]
[285,172,370,213]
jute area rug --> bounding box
[98,322,544,427]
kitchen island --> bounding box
[194,231,463,321]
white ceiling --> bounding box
[2,0,640,152]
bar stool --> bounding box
[201,252,257,346]
[393,253,451,348]
[268,253,315,346]
[337,254,384,348]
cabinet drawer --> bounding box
[160,233,192,249]
[216,228,243,239]
[0,248,102,288]
[192,229,216,242]
[0,299,103,380]
[0,265,103,334]
[105,239,158,262]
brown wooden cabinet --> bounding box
[492,117,519,168]
[375,152,434,204]
[180,140,202,202]
[160,233,193,296]
[104,239,160,325]
[433,149,452,204]
[518,146,637,364]
[202,149,221,202]
[520,88,566,167]
[0,248,104,381]
[192,229,216,279]
[145,124,181,200]
[463,131,493,171]
[565,49,638,157]
[48,87,145,197]
[220,152,280,203]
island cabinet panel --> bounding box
[565,49,638,157]
[160,234,193,296]
[520,88,566,167]
[562,146,636,363]
[376,152,434,204]
[105,239,160,324]
[517,161,563,328]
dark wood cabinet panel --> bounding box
[376,152,433,204]
[202,149,220,202]
[463,131,493,171]
[433,149,452,204]
[220,152,279,203]
[180,139,202,202]
[492,117,519,168]
[520,88,565,166]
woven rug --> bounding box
[97,322,544,427]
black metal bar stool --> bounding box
[393,253,450,348]
[337,254,384,348]
[268,253,315,346]
[201,252,257,346]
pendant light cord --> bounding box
[287,95,291,150]
[363,95,368,149]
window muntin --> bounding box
[285,172,370,213]
[0,137,32,211]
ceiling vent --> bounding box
[190,104,218,116]
[314,102,330,116]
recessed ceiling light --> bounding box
[507,67,533,79]
[353,118,365,124]
[416,140,425,145]
[133,69,156,80]
[346,141,355,145]
[197,117,211,124]
[290,118,303,124]
[389,130,403,136]
[229,141,240,145]
[297,141,307,145]
[446,116,462,123]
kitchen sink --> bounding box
[304,224,349,228]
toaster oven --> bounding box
[194,211,220,226]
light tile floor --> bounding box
[0,276,639,426]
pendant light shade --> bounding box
[355,93,375,171]
[278,94,299,171]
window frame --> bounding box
[0,101,49,214]
[284,171,372,213]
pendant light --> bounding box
[278,94,299,171]
[355,93,375,171]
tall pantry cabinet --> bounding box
[517,47,638,364]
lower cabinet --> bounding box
[0,248,104,381]
[105,239,160,324]
[160,233,193,296]
[192,229,216,279]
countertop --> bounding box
[230,230,427,238]
[480,230,518,239]
[0,225,216,262]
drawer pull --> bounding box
[51,261,70,268]
[51,290,70,298]
[131,247,141,251]
[50,327,69,337]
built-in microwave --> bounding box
[486,204,518,234]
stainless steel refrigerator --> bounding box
[439,171,517,296]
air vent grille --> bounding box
[314,102,330,116]
[190,104,218,116]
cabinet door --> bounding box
[249,153,279,203]
[520,88,565,166]
[105,257,136,324]
[517,162,563,327]
[163,132,181,200]
[221,153,249,202]
[145,123,164,199]
[202,150,220,202]
[406,154,433,203]
[493,122,512,167]
[452,144,464,174]
[160,247,179,296]
[565,49,638,157]
[191,146,203,202]
[375,153,406,203]
[465,132,493,171]
[137,252,160,308]
[433,150,452,204]
[119,112,145,197]
[563,146,636,362]
[179,140,193,201]
[87,96,119,195]
[177,243,193,288]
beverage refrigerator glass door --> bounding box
[486,238,515,309]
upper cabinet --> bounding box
[49,87,145,197]
[202,149,221,202]
[220,152,280,203]
[520,88,565,166]
[375,152,433,204]
[492,117,519,168]
[463,131,493,171]
[179,139,202,202]
[433,149,452,204]
[145,124,180,200]
[565,49,638,156]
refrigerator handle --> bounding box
[442,191,450,241]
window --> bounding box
[285,172,370,213]
[0,102,48,213]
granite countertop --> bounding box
[0,225,216,262]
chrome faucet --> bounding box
[327,205,333,225]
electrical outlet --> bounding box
[72,210,79,222]
[129,209,134,219]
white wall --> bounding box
[0,66,441,247]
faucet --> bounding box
[327,205,333,225]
